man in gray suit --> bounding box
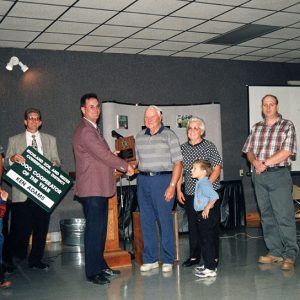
[5,108,60,270]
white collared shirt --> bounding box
[83,117,97,129]
[26,130,43,154]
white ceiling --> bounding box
[0,0,300,63]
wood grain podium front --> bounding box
[104,190,132,268]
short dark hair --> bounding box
[193,159,213,177]
[80,93,99,108]
[24,108,42,120]
[261,94,279,105]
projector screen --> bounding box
[101,102,223,178]
[248,86,300,172]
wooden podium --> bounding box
[103,175,132,268]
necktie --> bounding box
[32,135,38,151]
[97,126,102,136]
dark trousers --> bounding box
[2,202,10,264]
[80,196,108,279]
[196,204,219,270]
[0,265,3,283]
[9,199,50,264]
[184,194,201,259]
[0,219,4,282]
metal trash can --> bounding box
[60,218,86,246]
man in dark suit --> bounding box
[4,108,60,270]
[72,93,134,285]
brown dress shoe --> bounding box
[258,255,283,264]
[281,259,294,271]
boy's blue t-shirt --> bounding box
[194,177,219,211]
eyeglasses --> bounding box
[188,127,200,131]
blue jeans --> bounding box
[252,168,298,260]
[137,174,175,264]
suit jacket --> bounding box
[4,132,61,203]
[72,118,128,198]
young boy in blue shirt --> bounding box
[191,159,219,278]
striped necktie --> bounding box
[32,135,38,151]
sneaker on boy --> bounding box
[195,268,217,278]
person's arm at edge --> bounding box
[264,149,293,167]
[176,170,185,204]
[202,199,217,219]
[246,152,266,174]
[209,164,221,184]
[165,161,183,202]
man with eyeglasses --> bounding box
[4,108,60,271]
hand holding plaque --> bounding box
[115,136,136,162]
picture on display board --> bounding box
[176,114,192,128]
[117,115,128,129]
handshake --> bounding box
[113,151,136,177]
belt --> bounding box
[139,171,172,176]
[265,166,286,172]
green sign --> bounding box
[4,146,73,213]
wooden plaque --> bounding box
[115,136,136,162]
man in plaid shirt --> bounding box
[243,94,298,271]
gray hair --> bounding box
[187,117,206,134]
[145,105,162,117]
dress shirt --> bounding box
[243,114,296,167]
[26,130,43,154]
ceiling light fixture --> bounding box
[206,24,281,46]
[6,56,29,72]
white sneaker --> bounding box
[140,262,159,272]
[195,265,217,272]
[162,263,173,272]
[195,268,217,278]
[194,264,205,272]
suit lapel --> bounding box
[40,133,48,157]
[20,133,27,150]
